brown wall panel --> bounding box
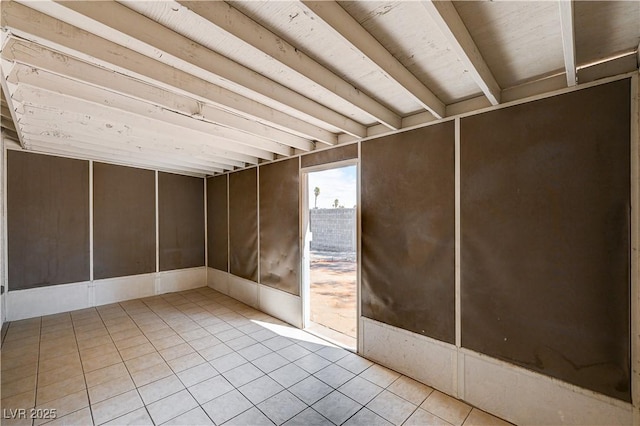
[259,158,300,295]
[8,151,89,290]
[460,79,631,401]
[94,163,155,279]
[207,175,228,271]
[301,143,358,168]
[158,172,205,271]
[361,123,455,343]
[229,168,258,281]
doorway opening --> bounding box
[303,163,358,350]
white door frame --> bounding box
[300,158,360,351]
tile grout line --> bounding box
[115,300,166,426]
[32,317,42,426]
[75,308,106,425]
[95,303,145,426]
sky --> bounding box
[308,165,357,209]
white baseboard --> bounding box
[7,281,91,321]
[207,267,229,295]
[157,267,206,294]
[228,274,258,308]
[361,317,633,425]
[462,350,632,425]
[6,268,207,321]
[258,284,302,328]
[95,273,156,306]
[207,268,302,328]
[362,317,456,395]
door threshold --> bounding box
[305,321,356,352]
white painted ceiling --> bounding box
[1,1,639,176]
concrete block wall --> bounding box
[309,208,356,252]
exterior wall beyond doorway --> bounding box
[310,208,356,252]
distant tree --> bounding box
[333,199,339,208]
[314,187,320,209]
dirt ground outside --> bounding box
[309,250,357,338]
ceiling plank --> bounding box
[21,119,236,172]
[2,129,20,142]
[577,50,637,84]
[0,60,25,148]
[1,105,14,122]
[3,39,316,151]
[12,86,272,165]
[300,1,445,120]
[22,133,228,173]
[9,64,296,157]
[177,0,401,130]
[43,0,366,138]
[421,0,501,105]
[21,141,215,176]
[1,118,17,133]
[559,0,577,86]
[2,1,345,144]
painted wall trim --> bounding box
[228,273,258,308]
[5,267,207,321]
[0,132,6,326]
[258,283,301,329]
[207,267,229,295]
[207,267,302,328]
[212,72,638,179]
[362,317,633,425]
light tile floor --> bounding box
[1,288,513,426]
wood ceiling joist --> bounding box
[559,0,577,86]
[0,58,25,148]
[17,117,236,171]
[20,119,237,172]
[177,0,401,130]
[12,90,274,167]
[21,141,217,176]
[9,65,294,158]
[3,1,341,145]
[299,1,445,120]
[1,129,20,142]
[421,0,501,106]
[1,118,17,134]
[11,82,278,163]
[5,39,315,152]
[45,0,367,139]
[1,105,13,122]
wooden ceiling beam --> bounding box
[22,141,217,176]
[3,1,341,144]
[12,85,269,165]
[177,0,401,130]
[3,39,316,152]
[421,0,501,106]
[21,119,236,172]
[300,1,445,120]
[559,0,577,86]
[9,65,293,158]
[1,118,17,133]
[44,0,366,138]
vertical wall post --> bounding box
[631,72,639,424]
[154,170,160,294]
[204,176,208,271]
[227,173,230,275]
[454,117,464,399]
[0,133,6,324]
[88,160,94,306]
[357,140,364,355]
[256,166,261,309]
